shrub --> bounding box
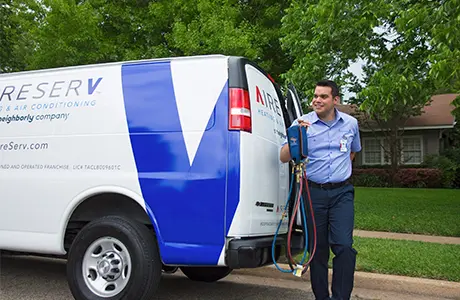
[442,148,460,188]
[423,153,459,188]
[351,168,390,187]
[393,168,443,188]
[351,173,388,187]
[351,168,443,188]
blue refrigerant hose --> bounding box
[271,167,310,273]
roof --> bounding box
[335,93,458,130]
[406,94,457,127]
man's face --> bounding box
[312,85,338,117]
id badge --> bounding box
[340,139,348,152]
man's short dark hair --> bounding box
[316,80,340,98]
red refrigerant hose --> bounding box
[286,168,317,274]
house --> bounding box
[336,94,458,166]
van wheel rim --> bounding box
[82,237,132,298]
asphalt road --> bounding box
[0,254,316,300]
[0,254,448,300]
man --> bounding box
[280,80,361,300]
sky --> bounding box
[342,59,365,102]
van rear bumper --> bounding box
[225,233,304,269]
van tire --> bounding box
[66,215,162,300]
[180,266,232,282]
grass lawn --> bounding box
[354,187,460,237]
[295,237,460,282]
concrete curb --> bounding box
[354,230,460,245]
[232,264,460,300]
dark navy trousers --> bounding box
[306,182,357,300]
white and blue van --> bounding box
[0,55,304,300]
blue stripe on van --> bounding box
[120,60,240,266]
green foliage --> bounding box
[3,0,457,121]
[351,168,444,188]
[281,0,459,177]
[0,0,15,72]
[28,0,109,69]
[351,173,387,187]
[19,0,291,82]
[423,154,458,188]
[281,0,458,98]
[281,0,391,98]
[0,0,41,72]
[398,0,460,119]
[443,148,460,164]
[452,96,460,121]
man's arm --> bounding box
[351,119,362,154]
[350,119,361,162]
[280,143,291,163]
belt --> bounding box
[307,179,350,190]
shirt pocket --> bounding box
[306,133,319,157]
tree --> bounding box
[26,0,115,70]
[0,0,41,72]
[161,0,292,81]
[24,0,292,82]
[281,0,459,181]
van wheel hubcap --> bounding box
[82,237,132,297]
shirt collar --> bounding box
[335,108,344,121]
[311,108,343,124]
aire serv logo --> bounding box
[255,86,282,117]
[0,77,103,102]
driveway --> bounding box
[0,254,448,300]
[0,254,315,300]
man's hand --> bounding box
[297,119,311,128]
[350,152,356,161]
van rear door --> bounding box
[286,83,304,122]
[284,83,305,227]
[226,58,290,237]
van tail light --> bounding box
[229,88,252,133]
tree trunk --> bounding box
[389,125,400,186]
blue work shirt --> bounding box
[283,108,361,184]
